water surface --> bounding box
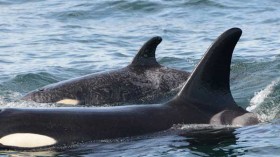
[1,0,280,156]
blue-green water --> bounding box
[1,0,280,156]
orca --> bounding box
[0,28,259,149]
[22,36,190,106]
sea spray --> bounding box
[247,78,280,122]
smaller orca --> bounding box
[0,28,259,149]
[22,37,190,106]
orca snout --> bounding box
[21,90,45,103]
[21,92,33,101]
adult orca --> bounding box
[0,28,259,149]
[22,37,190,106]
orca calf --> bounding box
[0,28,259,149]
[22,37,190,106]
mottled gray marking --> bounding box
[22,36,190,106]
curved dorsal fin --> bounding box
[130,36,162,67]
[176,28,242,113]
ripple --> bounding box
[0,72,59,94]
[1,0,280,156]
[109,0,162,13]
[181,0,227,8]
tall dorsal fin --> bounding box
[130,36,162,67]
[176,28,242,113]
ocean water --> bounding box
[0,0,280,156]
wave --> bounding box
[246,78,280,122]
[0,72,59,94]
[180,0,228,8]
[247,79,279,111]
[46,1,163,21]
[44,0,233,22]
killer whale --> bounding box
[0,28,259,149]
[22,37,190,106]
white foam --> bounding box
[247,79,279,111]
[0,92,57,108]
[256,101,280,122]
[172,124,239,130]
[0,99,57,108]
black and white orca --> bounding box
[0,28,259,149]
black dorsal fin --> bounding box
[130,36,162,67]
[176,28,242,113]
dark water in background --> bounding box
[1,0,280,156]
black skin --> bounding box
[0,103,207,147]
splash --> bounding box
[246,78,280,122]
[0,92,101,108]
[0,92,56,108]
[247,79,279,112]
[0,99,57,108]
[172,124,239,130]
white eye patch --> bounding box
[57,99,80,105]
[0,133,57,148]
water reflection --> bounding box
[172,126,239,156]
